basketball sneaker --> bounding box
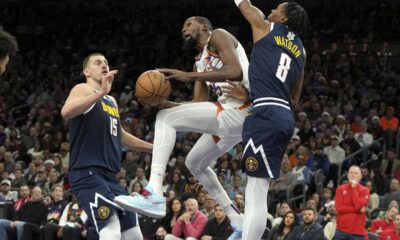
[227,226,242,240]
[114,185,166,218]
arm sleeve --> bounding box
[200,221,213,237]
[171,220,184,237]
[335,186,357,214]
[351,186,370,210]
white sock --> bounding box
[121,226,143,240]
[242,176,270,240]
[99,212,121,240]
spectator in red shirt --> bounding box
[166,198,208,240]
[379,213,400,240]
[14,185,31,212]
[335,165,370,239]
[370,205,398,235]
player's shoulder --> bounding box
[210,28,234,42]
[70,83,94,95]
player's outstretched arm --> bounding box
[121,128,153,153]
[234,0,271,42]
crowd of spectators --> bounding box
[0,0,399,239]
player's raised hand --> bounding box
[100,70,118,96]
[157,68,192,82]
[221,80,249,101]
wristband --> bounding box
[234,0,243,7]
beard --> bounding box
[182,35,200,58]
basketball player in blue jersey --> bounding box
[227,1,308,239]
[0,29,18,76]
[115,16,249,232]
[61,53,153,240]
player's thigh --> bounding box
[70,170,126,233]
[157,102,220,134]
[216,107,247,136]
[187,133,241,170]
[242,107,294,178]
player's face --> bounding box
[182,18,202,50]
[0,55,10,76]
[267,2,288,23]
[84,55,109,82]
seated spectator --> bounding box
[14,185,31,212]
[227,174,244,200]
[292,154,311,185]
[381,148,400,179]
[269,159,296,203]
[201,194,216,220]
[379,213,400,240]
[0,179,17,201]
[56,194,88,240]
[323,203,337,240]
[165,171,185,197]
[0,186,47,240]
[366,180,380,216]
[370,205,398,235]
[154,226,168,240]
[306,144,331,176]
[23,184,67,240]
[324,135,345,188]
[297,198,324,225]
[162,197,184,233]
[183,173,203,196]
[290,207,326,240]
[128,167,148,192]
[196,190,207,212]
[380,179,400,209]
[165,198,207,240]
[200,204,233,240]
[379,106,398,148]
[272,201,292,228]
[268,210,298,240]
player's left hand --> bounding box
[221,80,249,101]
[157,68,192,82]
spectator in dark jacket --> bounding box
[200,204,233,240]
[0,186,47,240]
[290,208,326,240]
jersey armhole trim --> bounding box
[270,22,275,31]
[84,103,96,115]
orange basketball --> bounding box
[135,70,171,106]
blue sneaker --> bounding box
[227,226,242,240]
[114,186,166,218]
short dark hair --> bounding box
[283,1,308,35]
[0,30,19,59]
[303,207,316,214]
[82,52,104,69]
[192,16,214,31]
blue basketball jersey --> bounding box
[248,22,305,104]
[69,94,122,174]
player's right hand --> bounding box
[221,80,249,101]
[100,70,118,96]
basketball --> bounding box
[135,70,171,106]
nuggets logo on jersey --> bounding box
[98,205,110,219]
[245,157,258,171]
[101,101,120,118]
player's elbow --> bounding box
[61,106,72,120]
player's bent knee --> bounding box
[185,158,203,176]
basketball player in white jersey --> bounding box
[115,16,249,235]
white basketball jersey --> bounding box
[195,36,250,109]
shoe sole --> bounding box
[114,197,166,219]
